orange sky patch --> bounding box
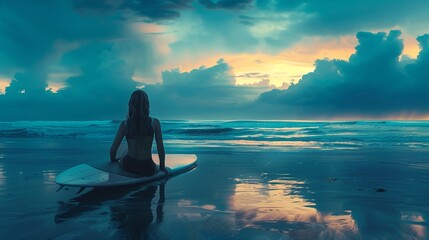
[0,78,9,94]
[156,36,357,87]
[155,33,421,88]
[402,34,420,58]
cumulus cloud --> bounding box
[0,56,273,120]
[162,59,235,86]
[145,59,274,119]
[5,70,51,96]
[258,30,429,119]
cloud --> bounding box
[144,59,274,119]
[1,1,428,120]
[273,0,429,34]
[2,29,429,120]
[162,59,235,86]
[0,57,273,120]
[258,30,429,119]
[0,1,160,120]
[250,0,429,50]
[0,1,128,73]
[236,72,270,79]
[5,70,51,96]
[169,6,259,60]
[199,0,254,10]
[72,0,193,22]
[0,39,154,120]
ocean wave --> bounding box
[0,128,88,138]
[167,127,236,135]
[0,128,31,137]
[1,121,428,150]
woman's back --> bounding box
[125,118,154,160]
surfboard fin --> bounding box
[76,187,86,194]
[56,185,64,192]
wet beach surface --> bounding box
[0,136,428,239]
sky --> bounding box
[1,0,429,120]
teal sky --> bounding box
[1,0,429,120]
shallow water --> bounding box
[0,121,428,239]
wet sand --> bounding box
[0,138,428,239]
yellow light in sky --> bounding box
[402,34,420,58]
[0,78,9,95]
[159,33,421,89]
[161,36,357,88]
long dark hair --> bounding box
[126,89,151,138]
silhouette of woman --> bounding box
[110,89,167,176]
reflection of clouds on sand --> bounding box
[401,212,427,239]
[42,170,56,183]
[0,163,5,186]
[230,177,359,239]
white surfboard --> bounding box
[55,154,197,188]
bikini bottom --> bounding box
[121,155,157,176]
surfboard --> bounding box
[55,154,197,188]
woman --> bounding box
[110,90,167,176]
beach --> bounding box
[0,120,428,239]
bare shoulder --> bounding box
[151,117,160,124]
[120,120,126,128]
[151,117,161,129]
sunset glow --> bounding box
[1,1,429,120]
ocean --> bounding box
[1,120,429,151]
[0,120,428,239]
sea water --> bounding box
[1,120,428,151]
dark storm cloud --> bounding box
[258,30,429,118]
[72,0,193,22]
[199,0,254,10]
[0,38,156,120]
[0,0,157,120]
[0,0,127,72]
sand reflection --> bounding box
[401,212,427,239]
[42,169,56,182]
[230,177,359,238]
[0,163,5,186]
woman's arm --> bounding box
[110,121,125,162]
[154,118,166,171]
